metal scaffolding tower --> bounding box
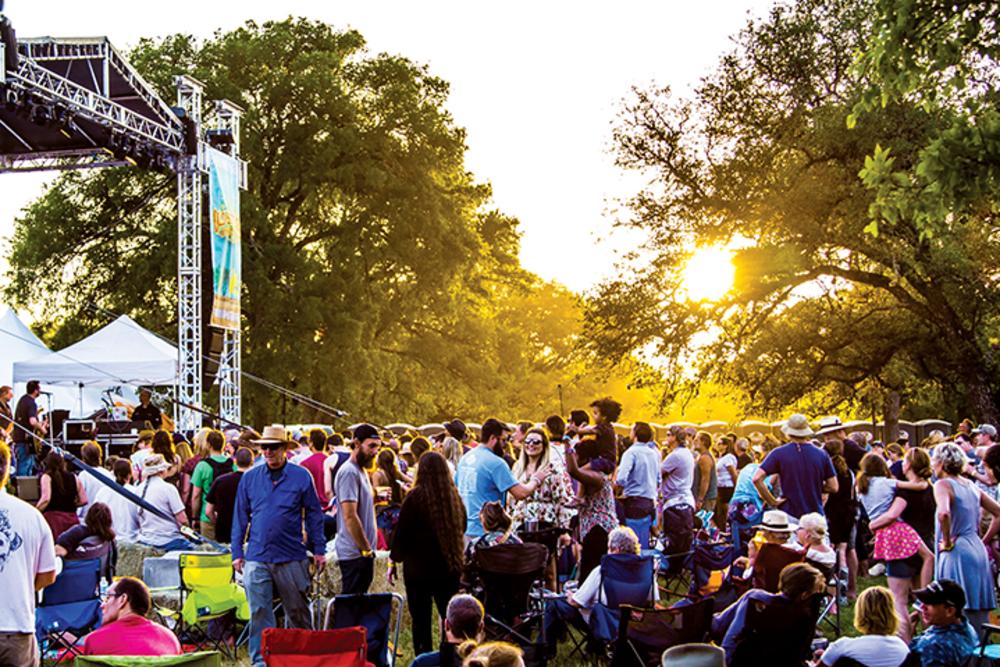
[174,75,205,431]
[0,25,246,428]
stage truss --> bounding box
[1,26,246,429]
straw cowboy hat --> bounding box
[761,509,795,533]
[781,414,814,438]
[142,454,172,476]
[253,424,290,444]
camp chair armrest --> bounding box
[983,623,1000,634]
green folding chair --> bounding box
[73,651,221,666]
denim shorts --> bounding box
[885,554,921,579]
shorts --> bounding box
[885,554,922,579]
[718,486,734,503]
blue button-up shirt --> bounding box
[616,441,660,501]
[231,462,325,563]
[911,619,978,667]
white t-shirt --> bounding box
[572,558,659,622]
[821,634,909,667]
[136,476,185,546]
[716,453,739,488]
[94,482,141,542]
[78,466,115,518]
[0,489,57,632]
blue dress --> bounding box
[935,478,996,610]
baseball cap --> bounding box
[973,424,998,438]
[914,580,966,611]
[352,423,380,443]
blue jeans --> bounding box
[244,559,313,667]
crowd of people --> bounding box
[3,387,1000,666]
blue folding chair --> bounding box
[624,515,653,550]
[588,553,656,644]
[36,557,102,664]
[323,592,403,667]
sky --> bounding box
[0,0,776,295]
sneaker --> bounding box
[868,562,886,576]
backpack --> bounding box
[204,456,233,485]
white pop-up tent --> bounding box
[13,314,178,390]
[0,306,105,415]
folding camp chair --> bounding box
[624,516,653,550]
[728,592,825,667]
[72,652,223,666]
[608,598,714,667]
[37,557,102,664]
[656,549,694,603]
[971,622,1000,666]
[747,542,806,592]
[323,593,404,667]
[154,552,247,660]
[588,554,657,644]
[261,626,368,667]
[474,542,550,666]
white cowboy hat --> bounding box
[781,414,814,438]
[814,416,846,436]
[761,509,795,533]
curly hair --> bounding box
[933,442,967,476]
[590,397,622,423]
[410,452,466,574]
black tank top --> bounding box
[45,471,78,513]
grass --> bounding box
[217,576,886,666]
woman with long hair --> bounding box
[56,502,117,581]
[372,448,410,504]
[389,452,467,656]
[151,430,181,486]
[932,442,1000,632]
[868,447,935,641]
[440,436,463,473]
[510,428,574,530]
[691,431,718,517]
[823,438,858,601]
[181,427,212,517]
[36,451,86,538]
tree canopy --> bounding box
[586,0,1000,423]
[5,18,639,425]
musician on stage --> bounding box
[132,388,162,430]
[12,380,48,476]
[0,385,13,442]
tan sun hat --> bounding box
[781,414,814,438]
[253,424,290,444]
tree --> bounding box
[586,0,1000,423]
[854,0,999,240]
[5,18,647,426]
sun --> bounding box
[679,246,735,302]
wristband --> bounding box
[361,548,374,558]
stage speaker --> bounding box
[14,476,39,502]
[0,17,18,74]
[203,327,224,386]
[49,409,70,440]
[63,419,96,442]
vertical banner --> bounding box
[207,147,241,330]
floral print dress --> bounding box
[511,454,576,529]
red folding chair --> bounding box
[261,626,372,667]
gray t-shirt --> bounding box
[333,460,377,561]
[661,445,696,509]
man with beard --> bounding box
[334,423,381,594]
[231,425,326,667]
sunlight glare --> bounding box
[679,246,735,302]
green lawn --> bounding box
[217,576,886,666]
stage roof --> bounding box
[1,37,185,171]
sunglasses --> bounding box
[524,438,544,445]
[101,591,123,603]
[259,441,285,451]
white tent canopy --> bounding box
[0,306,105,415]
[13,314,178,389]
